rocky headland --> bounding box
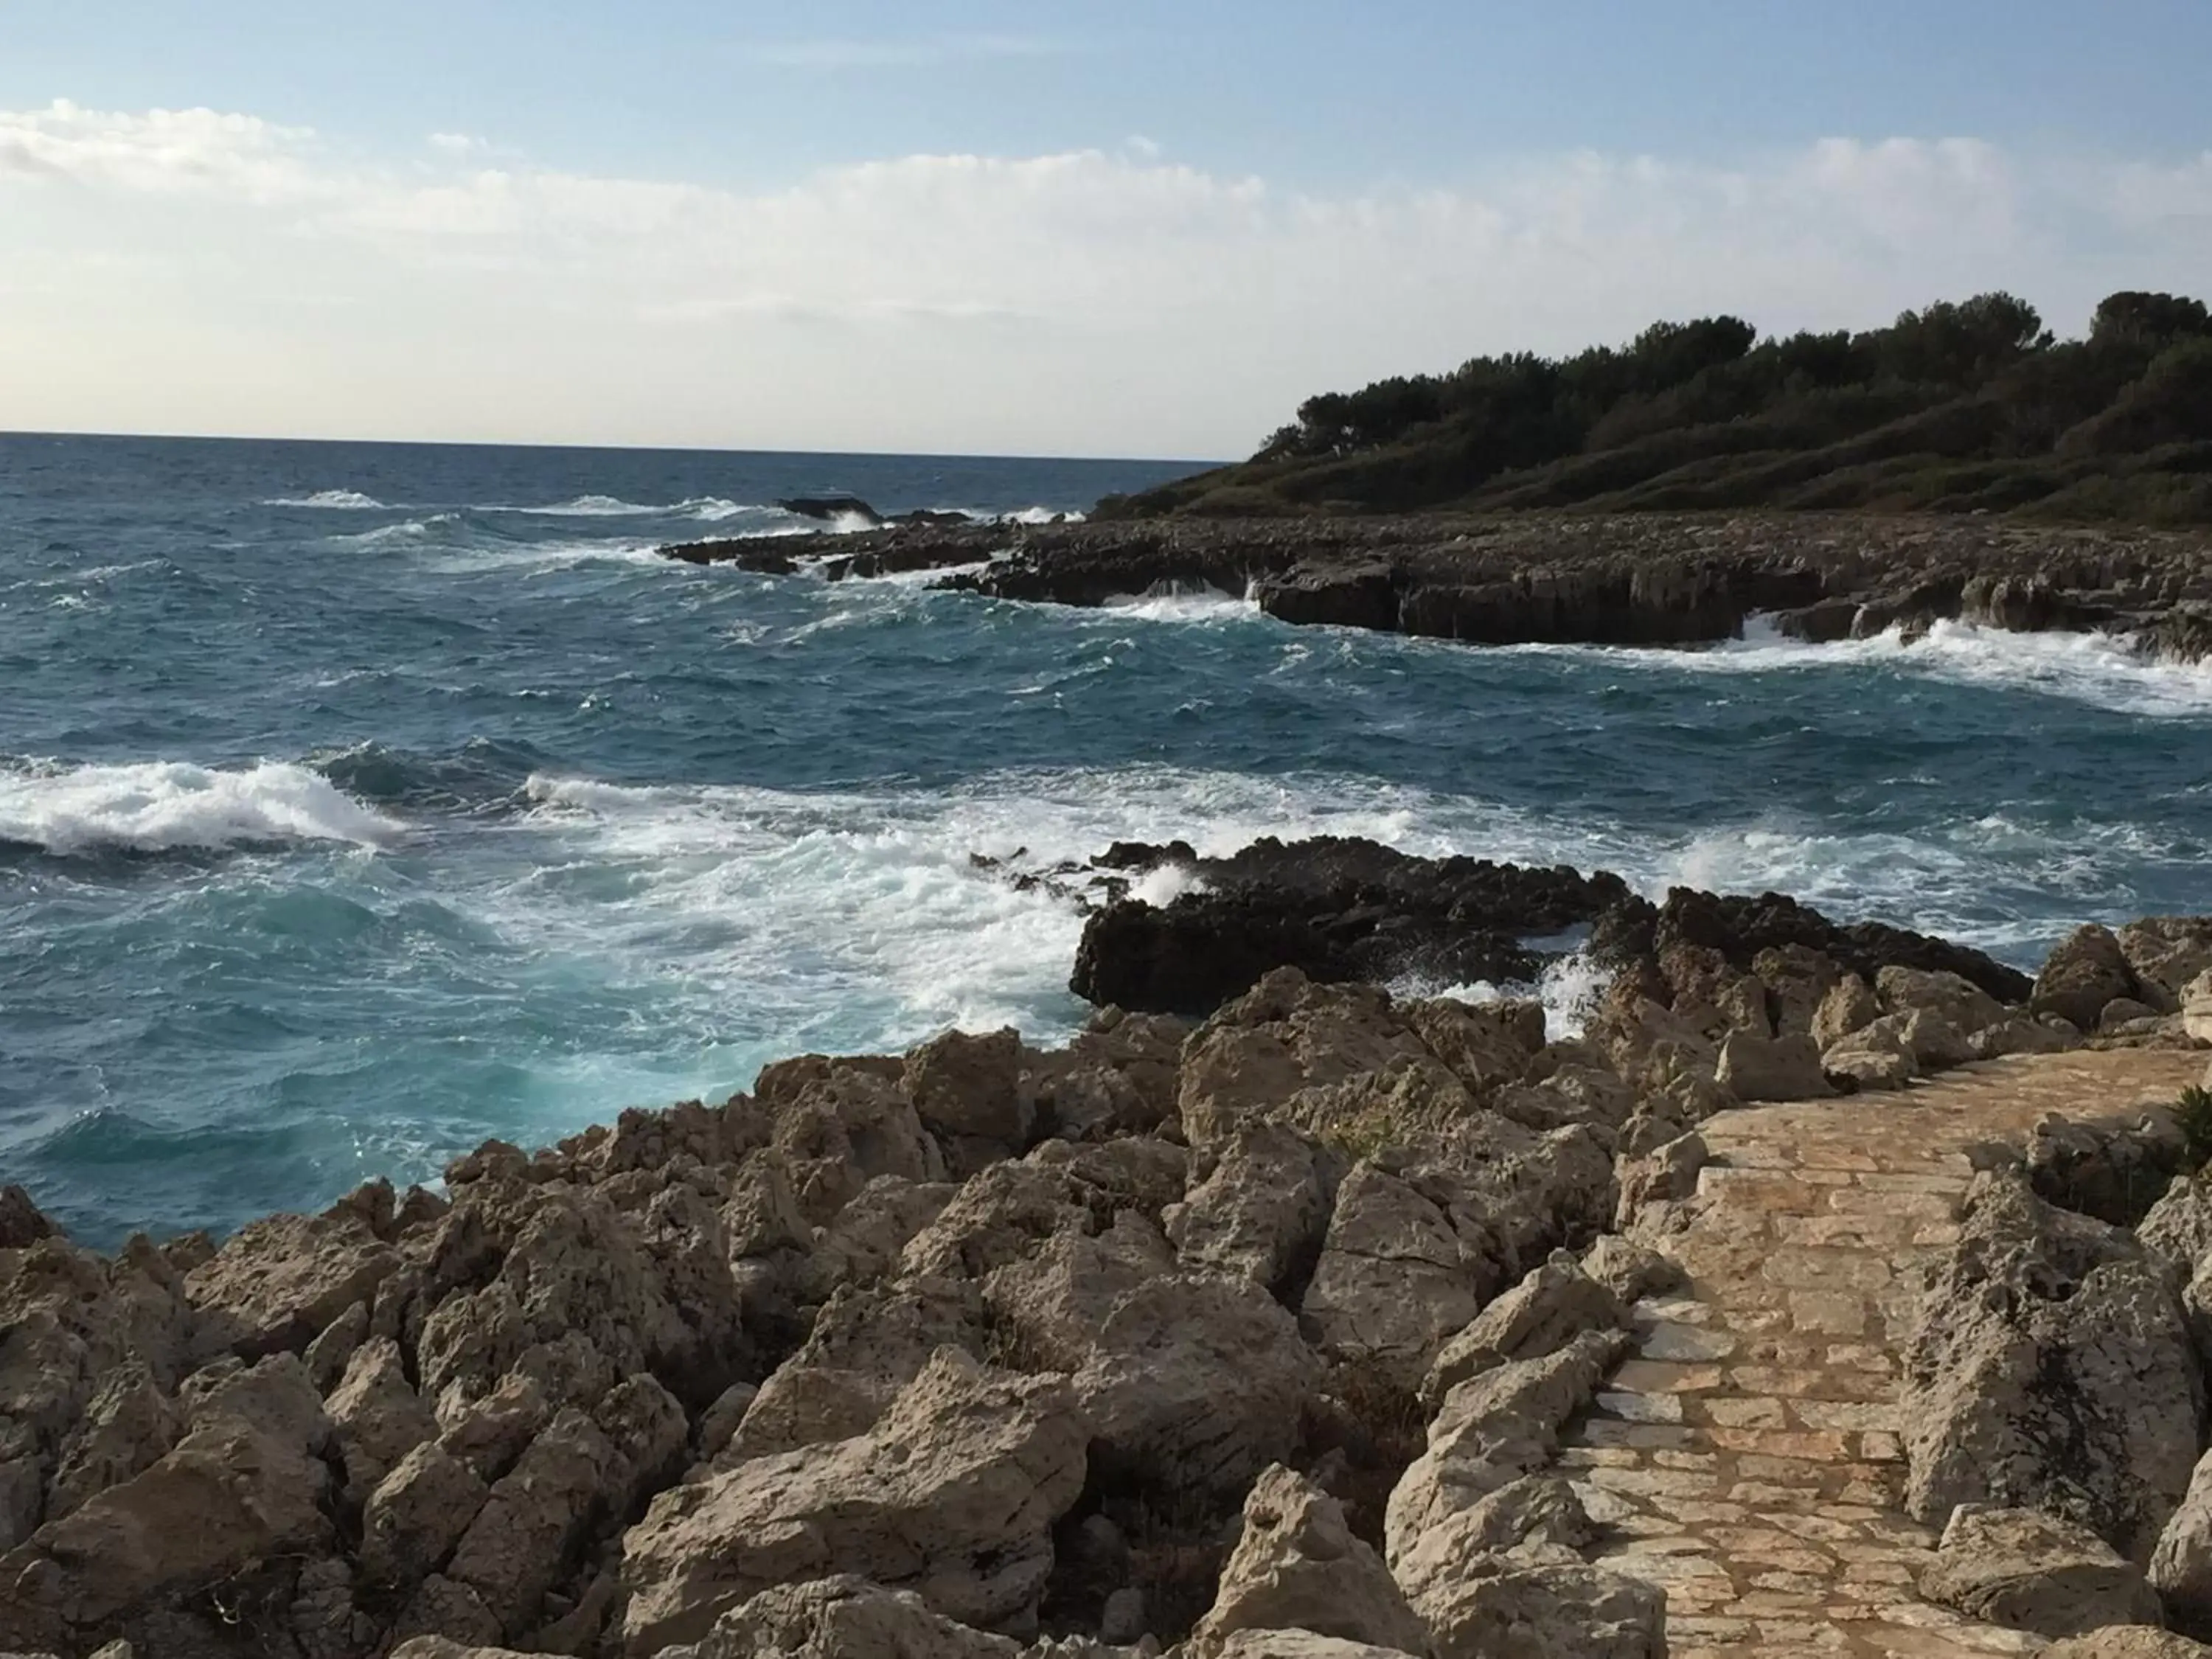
[13,838,2212,1656]
[662,512,2212,661]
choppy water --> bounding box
[7,433,2212,1242]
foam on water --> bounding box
[265,490,386,509]
[0,759,402,855]
[1101,582,1262,624]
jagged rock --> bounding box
[2154,1446,2212,1636]
[1028,1007,1187,1141]
[2104,996,2164,1031]
[1419,1253,1626,1409]
[1877,965,2009,1034]
[389,1639,535,1659]
[1920,1504,2161,1637]
[1189,1464,1427,1655]
[1164,1124,1332,1294]
[721,1150,813,1258]
[900,1160,1097,1281]
[363,1440,490,1587]
[0,1186,58,1250]
[437,1371,553,1481]
[1385,1329,1630,1567]
[2025,1108,2187,1228]
[2045,1631,2212,1658]
[2120,917,2212,1007]
[754,1054,947,1222]
[184,1208,400,1361]
[1579,1236,1681,1304]
[1822,1022,1919,1091]
[0,1357,333,1649]
[327,1335,437,1507]
[1896,1009,1975,1071]
[653,1576,1024,1657]
[904,1028,1034,1166]
[2138,1175,2212,1276]
[731,1275,984,1461]
[1811,972,1882,1051]
[986,1216,1322,1501]
[813,1177,956,1290]
[392,1576,506,1648]
[2033,925,2143,1032]
[2188,971,2212,1045]
[1714,1029,1832,1102]
[447,1375,684,1638]
[619,1349,1088,1652]
[1416,1562,1665,1659]
[44,1363,177,1521]
[1299,1164,1482,1388]
[1970,1016,2077,1060]
[305,1298,371,1394]
[1388,1474,1593,1609]
[1401,998,1545,1101]
[1752,944,1843,1037]
[1214,1635,1422,1659]
[1615,1133,1708,1228]
[1903,1174,2204,1558]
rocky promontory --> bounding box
[12,846,2212,1656]
[663,512,2212,660]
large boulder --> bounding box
[651,1576,1023,1658]
[985,1217,1323,1502]
[1419,1253,1626,1411]
[1214,1635,1424,1659]
[1902,1175,2204,1558]
[902,1028,1034,1172]
[184,1208,400,1361]
[1028,1007,1187,1141]
[2138,1175,2212,1279]
[618,1349,1088,1652]
[1165,1124,1333,1295]
[1713,1029,1832,1102]
[1189,1464,1428,1655]
[1878,965,2009,1034]
[1300,1164,1484,1388]
[2032,925,2143,1033]
[2045,1632,2212,1658]
[2118,917,2212,1007]
[2154,1446,2212,1636]
[1920,1504,2161,1637]
[1417,1563,1666,1659]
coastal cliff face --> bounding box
[11,842,2212,1658]
[667,512,2212,662]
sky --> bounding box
[3,1,2210,459]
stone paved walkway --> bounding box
[1565,1050,2206,1658]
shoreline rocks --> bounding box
[4,886,2212,1657]
[659,510,2212,664]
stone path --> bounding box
[1563,1050,2206,1658]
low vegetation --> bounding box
[1102,291,2212,524]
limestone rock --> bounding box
[2033,925,2143,1033]
[2120,917,2212,1006]
[1027,1006,1187,1141]
[1300,1164,1482,1388]
[1615,1132,1708,1228]
[1920,1503,2161,1637]
[1214,1634,1422,1659]
[1903,1174,2204,1558]
[1419,1252,1626,1410]
[618,1349,1088,1652]
[1970,1015,2077,1060]
[44,1363,178,1521]
[1822,1021,1919,1091]
[1753,943,1843,1038]
[2025,1108,2186,1228]
[1401,997,1545,1101]
[811,1177,956,1291]
[362,1440,490,1587]
[184,1208,400,1360]
[2138,1175,2212,1276]
[1189,1464,1428,1655]
[1165,1124,1332,1293]
[2185,970,2212,1045]
[1714,1029,1831,1102]
[987,1218,1322,1502]
[1579,1236,1682,1304]
[327,1335,437,1507]
[653,1576,1024,1657]
[2045,1630,2212,1658]
[1878,964,2010,1032]
[754,1054,946,1222]
[1811,972,1882,1051]
[1385,1329,1629,1568]
[2154,1446,2212,1636]
[904,1027,1034,1168]
[1418,1562,1666,1659]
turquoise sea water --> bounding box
[7,433,2212,1243]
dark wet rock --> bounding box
[776,495,883,526]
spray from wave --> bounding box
[0,759,401,855]
[265,490,386,510]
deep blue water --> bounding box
[7,432,2212,1244]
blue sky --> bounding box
[3,2,2209,454]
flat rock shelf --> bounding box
[1573,1049,2209,1658]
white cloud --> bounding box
[1,102,2208,456]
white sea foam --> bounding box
[1506,618,2212,720]
[0,759,401,855]
[265,490,386,509]
[1100,582,1260,624]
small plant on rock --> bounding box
[2174,1085,2212,1174]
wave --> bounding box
[1100,581,1261,624]
[0,759,401,855]
[1505,618,2212,720]
[265,490,386,510]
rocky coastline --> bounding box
[664,512,2212,661]
[13,841,2212,1657]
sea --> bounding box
[7,432,2212,1245]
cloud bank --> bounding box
[1,100,2208,456]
